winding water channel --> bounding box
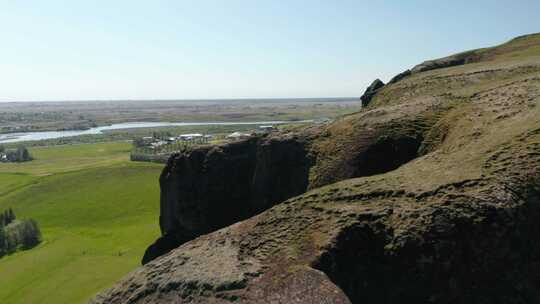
[0,120,312,143]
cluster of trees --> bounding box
[132,137,148,148]
[0,208,41,257]
[0,145,33,162]
[0,208,16,226]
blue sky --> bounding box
[0,0,539,101]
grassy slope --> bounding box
[0,141,132,176]
[0,142,163,304]
[369,33,540,109]
[309,33,540,196]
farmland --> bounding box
[0,142,163,304]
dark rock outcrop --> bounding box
[360,78,385,107]
[141,230,191,265]
[410,50,478,73]
[388,69,411,84]
[143,108,435,264]
[93,33,540,304]
[143,135,314,264]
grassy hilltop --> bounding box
[93,34,540,303]
[0,142,163,304]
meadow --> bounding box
[0,142,163,304]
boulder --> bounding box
[360,78,385,107]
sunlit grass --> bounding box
[0,142,163,304]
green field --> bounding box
[0,142,163,304]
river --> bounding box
[0,120,313,144]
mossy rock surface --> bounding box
[93,34,540,304]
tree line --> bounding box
[0,145,33,162]
[0,208,16,226]
[0,208,41,257]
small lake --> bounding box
[0,120,312,144]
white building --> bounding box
[227,132,251,140]
[259,125,276,132]
[150,141,168,149]
[178,133,204,141]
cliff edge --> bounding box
[93,33,540,303]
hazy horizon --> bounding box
[1,0,539,102]
[0,96,359,104]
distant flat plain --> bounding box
[0,98,359,134]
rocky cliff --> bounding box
[143,135,315,264]
[93,33,540,303]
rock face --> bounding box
[143,135,314,264]
[93,33,540,303]
[360,78,385,107]
[410,50,476,73]
[387,69,411,84]
[143,99,430,264]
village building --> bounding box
[150,141,168,149]
[227,132,251,141]
[178,133,204,141]
[178,133,212,144]
[258,125,276,132]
